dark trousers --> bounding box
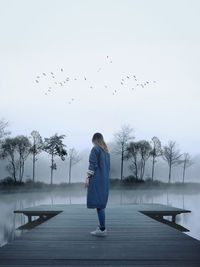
[96,207,105,228]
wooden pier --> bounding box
[0,204,200,266]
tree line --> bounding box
[113,125,194,183]
[0,119,81,184]
[0,119,195,185]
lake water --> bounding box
[0,187,200,247]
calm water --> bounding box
[0,187,200,247]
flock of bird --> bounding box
[35,56,156,104]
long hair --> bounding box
[92,133,109,153]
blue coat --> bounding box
[87,145,110,209]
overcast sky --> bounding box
[0,0,199,155]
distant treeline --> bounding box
[1,177,200,193]
[0,119,196,186]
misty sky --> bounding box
[0,0,199,155]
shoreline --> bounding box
[0,180,200,194]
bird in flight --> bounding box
[106,55,112,63]
[67,98,75,104]
[35,61,157,105]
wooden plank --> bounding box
[0,259,200,267]
[0,204,199,266]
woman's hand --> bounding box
[84,177,89,188]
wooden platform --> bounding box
[0,204,200,266]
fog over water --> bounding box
[0,188,200,247]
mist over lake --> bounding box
[1,186,200,247]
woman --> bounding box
[85,132,110,237]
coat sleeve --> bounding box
[87,147,99,176]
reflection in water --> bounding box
[0,187,199,247]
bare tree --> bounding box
[15,135,32,182]
[67,148,81,184]
[113,124,134,180]
[138,140,152,180]
[180,153,194,183]
[162,141,182,183]
[29,131,43,182]
[0,118,11,141]
[124,141,140,179]
[43,134,67,184]
[1,137,18,181]
[149,137,163,180]
[0,119,11,176]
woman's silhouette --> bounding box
[85,133,110,236]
